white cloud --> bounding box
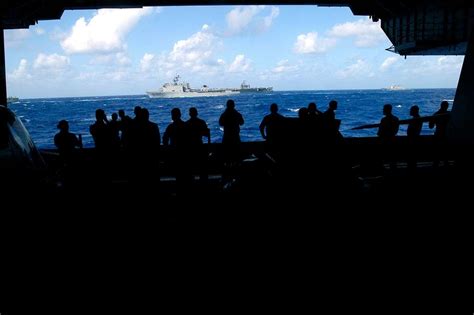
[33,53,70,70]
[294,32,337,54]
[104,70,129,81]
[228,54,252,73]
[226,5,279,35]
[336,59,372,79]
[60,7,154,54]
[272,60,299,73]
[50,27,67,41]
[89,52,131,66]
[140,24,262,82]
[76,70,129,82]
[9,54,72,82]
[5,29,30,47]
[76,72,97,81]
[89,55,113,64]
[401,56,464,76]
[135,25,227,81]
[9,59,32,80]
[380,56,400,71]
[260,6,280,32]
[115,52,132,66]
[35,27,45,35]
[259,60,302,81]
[162,24,223,73]
[226,6,264,34]
[140,53,155,72]
[328,19,385,47]
[437,56,463,70]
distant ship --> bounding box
[237,81,273,93]
[146,75,239,98]
[382,85,406,91]
[146,75,273,98]
[6,96,19,103]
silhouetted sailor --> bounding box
[407,105,422,171]
[186,107,210,183]
[306,102,323,142]
[109,112,121,151]
[133,106,142,121]
[136,108,161,150]
[90,108,112,151]
[307,102,323,117]
[429,100,451,167]
[219,99,244,163]
[377,104,399,170]
[187,107,210,146]
[54,119,81,163]
[322,100,341,142]
[407,105,422,138]
[163,108,186,148]
[164,108,190,192]
[129,107,161,187]
[323,100,338,121]
[429,101,450,140]
[54,119,82,188]
[259,103,285,155]
[377,104,399,140]
[118,109,132,147]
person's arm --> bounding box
[428,120,434,129]
[259,118,267,139]
[429,113,436,129]
[377,119,383,136]
[394,118,400,135]
[75,134,83,149]
[205,127,211,144]
[163,130,169,146]
[219,113,224,126]
[54,134,60,149]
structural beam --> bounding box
[0,29,6,106]
[449,26,474,143]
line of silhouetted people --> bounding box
[376,101,451,170]
[53,98,451,194]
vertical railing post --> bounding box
[0,28,7,106]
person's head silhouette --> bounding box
[383,104,392,116]
[270,103,278,113]
[189,107,198,118]
[57,120,69,132]
[226,99,235,110]
[410,105,419,116]
[171,108,181,121]
[440,101,449,111]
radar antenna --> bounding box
[173,75,180,84]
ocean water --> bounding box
[9,88,456,149]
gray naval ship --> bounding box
[146,75,272,98]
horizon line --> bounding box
[11,87,457,100]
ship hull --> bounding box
[239,88,273,93]
[146,91,239,98]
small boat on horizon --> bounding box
[382,85,406,91]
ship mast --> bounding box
[173,75,180,85]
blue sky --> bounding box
[5,5,465,98]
